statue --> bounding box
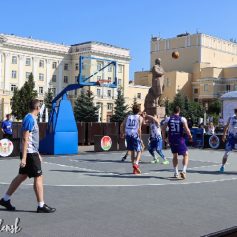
[144,58,165,116]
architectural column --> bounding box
[18,55,24,88]
[57,62,63,94]
[0,51,3,89]
[4,53,10,91]
[32,57,38,80]
[46,59,51,92]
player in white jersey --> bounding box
[121,104,143,174]
[220,108,237,172]
[143,113,169,165]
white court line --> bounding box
[43,161,108,173]
[43,161,139,176]
[1,177,237,187]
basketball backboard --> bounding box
[78,56,117,88]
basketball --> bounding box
[172,51,179,59]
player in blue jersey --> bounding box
[121,104,143,174]
[220,108,237,172]
[0,99,56,213]
[1,114,13,140]
[143,112,169,164]
[162,106,192,179]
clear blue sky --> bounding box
[1,0,237,79]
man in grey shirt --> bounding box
[0,99,56,213]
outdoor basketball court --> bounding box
[0,148,237,237]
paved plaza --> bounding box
[0,148,237,237]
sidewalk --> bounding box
[78,145,94,153]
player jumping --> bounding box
[120,104,143,174]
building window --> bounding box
[75,76,78,83]
[64,76,68,83]
[137,93,141,99]
[52,75,57,82]
[108,65,113,72]
[194,98,198,102]
[75,63,79,70]
[64,64,68,70]
[118,79,122,85]
[108,77,112,82]
[39,87,44,95]
[12,56,17,64]
[97,88,101,97]
[10,84,17,92]
[50,88,56,96]
[97,62,103,71]
[118,64,123,73]
[12,70,17,78]
[107,103,113,111]
[26,72,31,80]
[107,90,112,98]
[39,60,44,68]
[226,85,231,91]
[52,62,57,69]
[194,88,198,94]
[25,57,31,66]
[39,73,44,81]
[204,84,208,92]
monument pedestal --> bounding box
[145,106,166,118]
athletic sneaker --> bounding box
[219,166,224,173]
[162,160,170,165]
[37,204,56,213]
[180,172,186,179]
[151,158,159,164]
[121,156,127,162]
[0,198,16,211]
[174,173,179,178]
[133,164,141,174]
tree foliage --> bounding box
[74,90,99,122]
[44,88,54,115]
[110,89,129,122]
[11,73,38,120]
[167,92,204,124]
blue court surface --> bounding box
[0,148,237,237]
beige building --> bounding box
[0,33,145,122]
[135,33,237,106]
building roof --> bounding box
[71,41,129,50]
[221,91,237,100]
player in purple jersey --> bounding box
[162,106,192,179]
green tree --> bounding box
[44,88,54,114]
[170,92,186,115]
[169,93,204,124]
[208,100,221,115]
[207,99,221,125]
[74,90,99,122]
[110,89,129,122]
[11,73,38,120]
[165,98,172,116]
